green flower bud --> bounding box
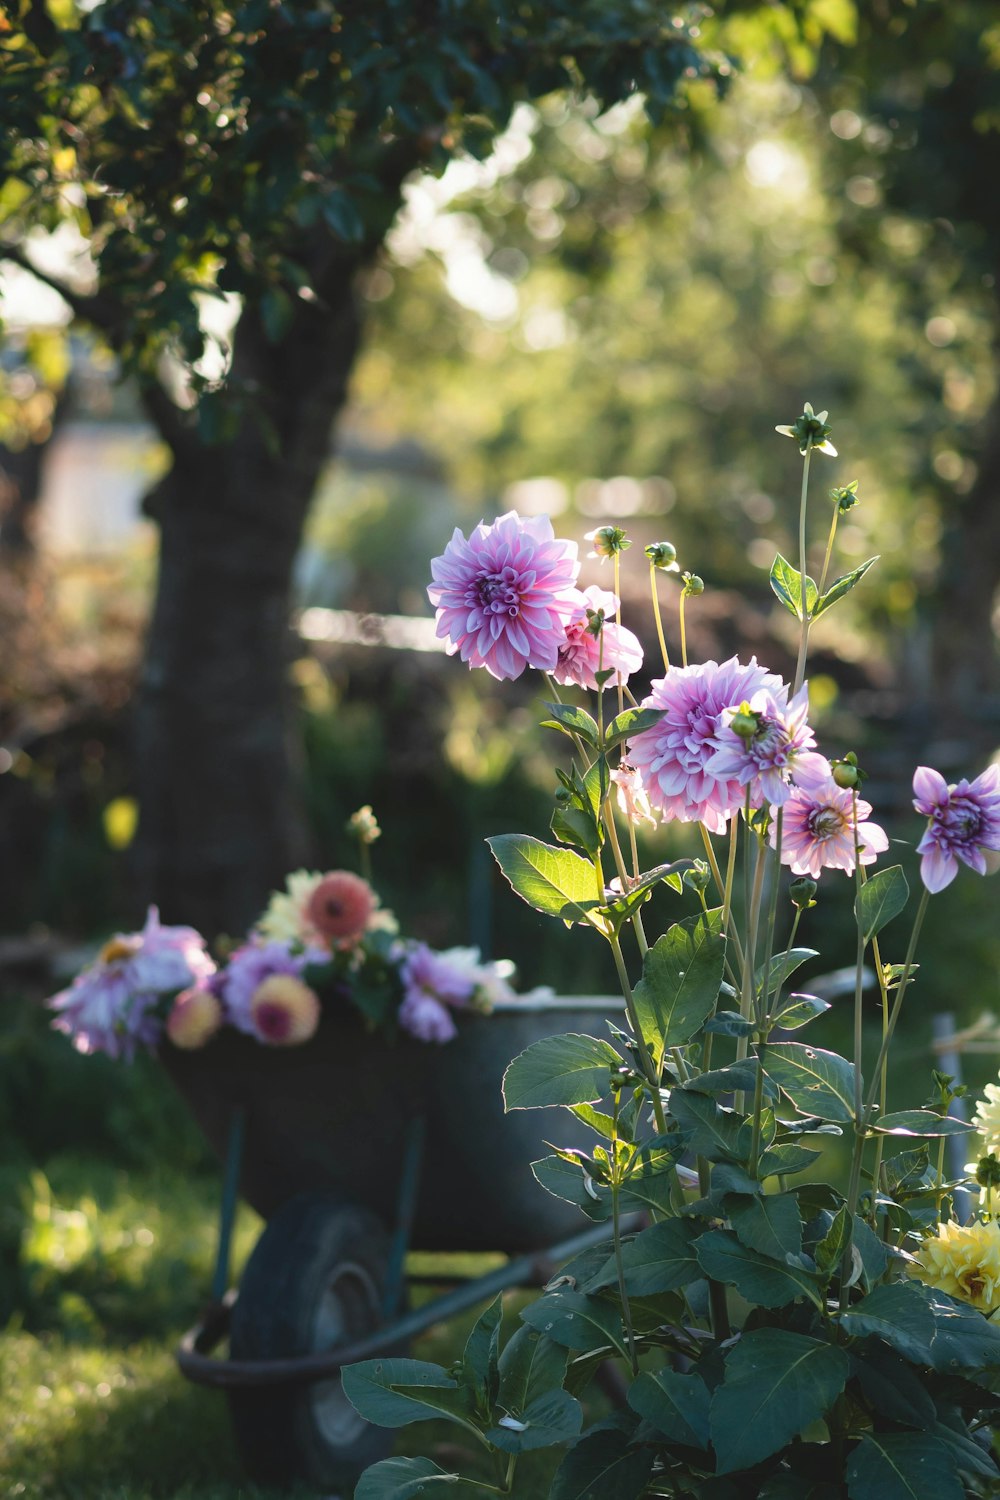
[684,861,711,894]
[790,877,818,908]
[585,607,607,639]
[682,572,704,597]
[347,804,382,845]
[831,752,866,790]
[586,525,630,559]
[831,480,859,513]
[645,540,678,571]
[728,703,759,741]
[775,401,838,458]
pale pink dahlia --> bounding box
[774,779,888,879]
[552,585,643,692]
[250,974,321,1046]
[221,939,326,1036]
[707,685,830,808]
[912,764,1000,893]
[166,986,224,1050]
[428,511,584,680]
[306,871,376,950]
[628,657,786,834]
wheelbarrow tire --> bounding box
[227,1191,401,1489]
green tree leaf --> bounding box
[872,1111,975,1138]
[851,1345,937,1428]
[770,552,818,621]
[530,1155,611,1220]
[711,1328,850,1474]
[667,1088,747,1164]
[814,556,880,619]
[838,1281,937,1364]
[603,704,666,749]
[923,1289,1000,1371]
[540,701,600,747]
[765,1043,858,1122]
[845,1432,964,1500]
[497,1326,569,1417]
[628,1368,711,1449]
[758,1142,822,1177]
[551,803,602,858]
[814,1204,852,1281]
[586,1218,704,1296]
[486,1388,583,1453]
[462,1292,503,1412]
[355,1457,472,1500]
[632,908,725,1065]
[550,1427,654,1500]
[757,947,819,996]
[503,1033,622,1110]
[520,1290,631,1361]
[728,1192,803,1262]
[771,992,831,1029]
[487,835,601,925]
[694,1230,824,1310]
[854,865,909,943]
[341,1358,467,1429]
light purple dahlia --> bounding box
[49,906,215,1060]
[774,779,888,879]
[551,585,644,692]
[707,685,830,809]
[912,763,1000,893]
[428,510,584,680]
[627,656,787,834]
[220,939,327,1038]
[397,941,481,1044]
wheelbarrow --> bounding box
[164,993,629,1491]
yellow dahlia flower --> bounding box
[972,1082,1000,1158]
[909,1217,1000,1314]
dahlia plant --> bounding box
[348,408,1000,1499]
[48,810,527,1057]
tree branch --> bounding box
[139,380,202,464]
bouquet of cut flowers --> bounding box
[48,807,524,1060]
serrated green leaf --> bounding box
[550,1427,654,1500]
[685,1059,779,1100]
[872,1111,975,1138]
[604,704,666,749]
[765,1043,858,1123]
[503,1033,622,1111]
[846,1432,964,1500]
[930,1419,1000,1481]
[629,1368,711,1449]
[540,701,600,747]
[923,1288,1000,1371]
[488,835,601,925]
[694,1230,823,1309]
[770,553,817,621]
[711,1328,850,1473]
[530,1155,611,1220]
[667,1088,746,1164]
[839,1281,936,1363]
[758,1141,822,1177]
[551,803,602,858]
[520,1290,631,1361]
[586,1218,703,1296]
[814,556,880,620]
[771,992,831,1030]
[569,1102,617,1140]
[757,948,820,996]
[632,908,726,1065]
[855,865,909,943]
[728,1193,803,1262]
[851,1344,937,1428]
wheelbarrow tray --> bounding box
[161,995,619,1254]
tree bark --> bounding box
[133,272,363,935]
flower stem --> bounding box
[679,590,690,669]
[614,552,626,720]
[793,446,813,697]
[817,502,840,597]
[610,933,666,1134]
[649,562,671,673]
[698,823,746,975]
[611,1091,639,1374]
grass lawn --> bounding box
[1,1157,575,1499]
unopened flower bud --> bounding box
[831,752,865,790]
[683,861,711,894]
[728,703,758,741]
[585,607,607,639]
[645,541,678,571]
[585,525,630,560]
[347,804,382,845]
[775,401,837,457]
[790,877,818,908]
[682,572,704,597]
[831,480,859,514]
[977,1154,1000,1191]
[610,1064,638,1092]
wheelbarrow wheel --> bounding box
[227,1191,400,1490]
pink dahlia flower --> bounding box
[912,764,1000,893]
[428,510,584,680]
[707,685,830,809]
[628,657,787,834]
[552,586,644,692]
[221,939,327,1036]
[166,986,224,1050]
[774,779,888,879]
[49,907,215,1060]
[250,974,321,1046]
[611,764,658,828]
[306,871,376,950]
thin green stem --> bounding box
[610,933,667,1134]
[869,932,890,1232]
[611,1091,639,1375]
[793,446,814,697]
[679,590,689,669]
[699,823,746,974]
[736,835,767,1113]
[817,502,840,596]
[649,562,671,673]
[851,792,865,1125]
[614,552,625,720]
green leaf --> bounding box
[617,1137,685,1216]
[603,705,666,749]
[488,835,602,926]
[341,1358,465,1429]
[503,1033,622,1111]
[872,1111,975,1138]
[667,1088,746,1164]
[354,1457,470,1500]
[694,1230,823,1310]
[581,756,610,820]
[498,1326,568,1418]
[728,1193,803,1262]
[839,1282,937,1363]
[814,556,880,620]
[632,908,726,1065]
[486,1388,583,1453]
[770,552,817,621]
[321,188,365,242]
[520,1290,631,1362]
[550,1427,654,1500]
[531,1155,611,1221]
[845,1432,964,1500]
[685,1059,779,1100]
[758,1142,822,1177]
[598,861,696,921]
[757,948,819,996]
[569,1102,617,1140]
[551,803,602,858]
[462,1293,503,1411]
[814,1204,852,1280]
[711,1329,850,1474]
[586,1218,703,1296]
[929,1419,1000,1481]
[771,992,831,1030]
[704,1009,757,1038]
[851,1345,937,1428]
[855,865,909,943]
[540,702,600,747]
[765,1043,858,1123]
[923,1289,1000,1371]
[629,1368,710,1449]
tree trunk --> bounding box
[133,274,362,935]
